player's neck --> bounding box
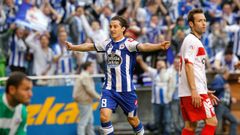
[6,94,18,108]
[191,31,202,39]
[112,35,125,42]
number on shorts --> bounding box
[101,99,107,107]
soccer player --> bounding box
[179,9,219,135]
[64,15,170,135]
[0,72,33,135]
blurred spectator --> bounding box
[202,0,222,22]
[72,61,100,135]
[214,46,239,72]
[208,22,228,56]
[0,24,15,78]
[171,29,186,56]
[65,5,86,45]
[173,16,189,35]
[8,25,27,73]
[222,2,238,25]
[2,0,19,32]
[223,23,240,58]
[52,31,75,85]
[137,56,173,134]
[169,56,184,135]
[210,68,238,135]
[26,32,55,84]
[80,9,108,44]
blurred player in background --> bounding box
[179,9,219,135]
[65,15,170,135]
[73,61,101,135]
[0,72,33,135]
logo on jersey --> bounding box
[119,44,125,49]
[107,53,122,68]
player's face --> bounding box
[109,20,125,40]
[190,13,207,35]
[11,79,33,105]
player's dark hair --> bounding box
[6,72,31,93]
[82,62,93,70]
[187,8,204,23]
[111,16,129,33]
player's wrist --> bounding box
[191,89,198,94]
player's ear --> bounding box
[8,86,17,95]
[189,21,194,28]
[122,27,126,32]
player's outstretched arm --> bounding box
[137,41,170,52]
[64,41,96,52]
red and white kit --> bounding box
[179,33,215,122]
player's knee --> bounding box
[100,110,110,122]
[127,117,139,127]
[184,121,197,131]
[205,117,218,126]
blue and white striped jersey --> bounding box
[52,44,73,75]
[94,37,139,92]
[8,35,27,68]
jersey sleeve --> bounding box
[94,39,111,52]
[183,40,198,64]
[125,38,140,52]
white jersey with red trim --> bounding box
[179,33,208,97]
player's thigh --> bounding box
[117,91,138,117]
[100,90,117,122]
[184,120,198,131]
[100,90,117,110]
[204,116,218,126]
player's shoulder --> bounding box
[101,38,112,45]
[184,34,198,42]
[124,38,139,45]
[183,34,200,46]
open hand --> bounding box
[191,90,202,108]
[207,90,220,106]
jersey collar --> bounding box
[112,37,126,43]
[3,93,15,111]
[190,32,202,40]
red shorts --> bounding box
[180,94,216,122]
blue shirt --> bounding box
[210,74,226,99]
[94,37,139,92]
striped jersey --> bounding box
[0,94,27,135]
[147,67,172,104]
[52,44,73,75]
[8,35,27,68]
[94,37,139,92]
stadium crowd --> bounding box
[0,0,240,134]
